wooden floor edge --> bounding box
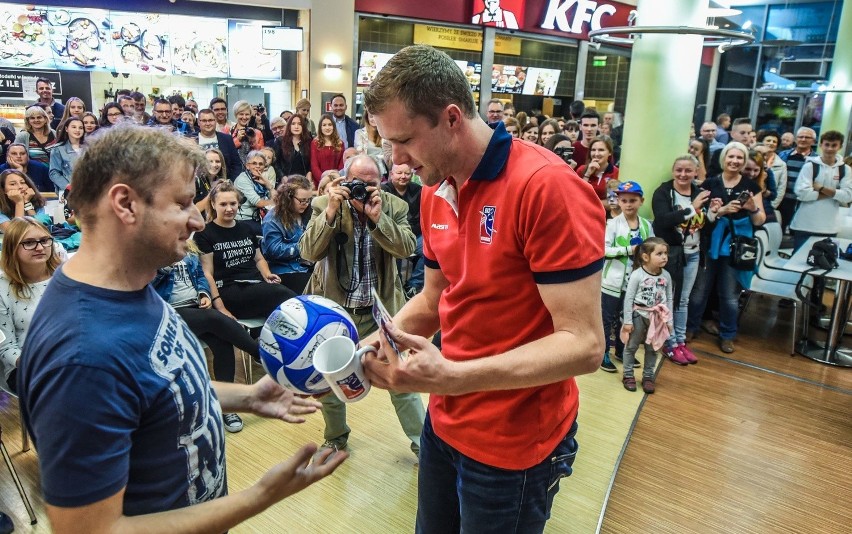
[692,349,852,395]
[594,358,666,533]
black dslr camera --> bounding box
[341,180,369,202]
[242,126,255,142]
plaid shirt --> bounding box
[343,204,377,307]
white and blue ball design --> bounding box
[259,295,358,395]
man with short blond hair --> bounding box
[19,125,345,533]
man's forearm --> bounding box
[451,328,602,395]
[108,488,266,534]
[211,380,253,412]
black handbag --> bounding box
[806,238,839,270]
[727,218,758,271]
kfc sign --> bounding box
[540,0,617,34]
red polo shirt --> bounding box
[421,122,605,470]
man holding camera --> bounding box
[299,154,425,456]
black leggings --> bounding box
[280,272,312,295]
[176,306,259,383]
[219,282,295,320]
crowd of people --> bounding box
[0,50,850,533]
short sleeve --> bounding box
[194,228,214,255]
[519,167,606,283]
[27,364,140,507]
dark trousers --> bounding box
[176,306,259,383]
[779,196,798,234]
[601,292,625,357]
[280,271,312,295]
[219,282,295,320]
[415,413,578,534]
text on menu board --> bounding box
[0,67,60,97]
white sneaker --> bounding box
[223,413,243,433]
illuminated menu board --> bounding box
[228,19,281,80]
[109,12,171,75]
[0,3,284,81]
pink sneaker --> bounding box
[668,345,689,366]
[679,343,698,364]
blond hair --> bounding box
[0,217,60,299]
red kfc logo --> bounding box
[472,0,526,29]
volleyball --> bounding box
[258,295,358,395]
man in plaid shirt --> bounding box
[300,154,426,456]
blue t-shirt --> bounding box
[18,268,226,514]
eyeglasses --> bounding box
[154,109,172,114]
[294,197,312,205]
[19,237,54,250]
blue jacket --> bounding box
[0,161,52,193]
[151,254,211,302]
[261,209,309,275]
[215,131,243,180]
[339,115,359,149]
[48,142,79,192]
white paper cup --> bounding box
[313,336,374,403]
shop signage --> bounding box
[471,0,526,30]
[413,25,521,55]
[539,0,617,34]
[0,67,60,98]
[356,0,632,41]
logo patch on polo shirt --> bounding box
[480,205,496,244]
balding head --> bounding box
[346,155,382,186]
[700,122,717,141]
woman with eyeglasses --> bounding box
[99,102,126,128]
[0,170,47,232]
[14,105,56,165]
[0,217,63,394]
[262,176,314,294]
[233,150,275,235]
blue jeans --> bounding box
[694,257,741,341]
[416,413,578,534]
[668,251,700,345]
[409,235,424,289]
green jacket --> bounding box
[299,192,415,315]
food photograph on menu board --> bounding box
[171,16,227,78]
[46,7,113,71]
[357,51,393,86]
[491,64,526,95]
[0,4,55,68]
[109,12,171,75]
[522,67,560,96]
[228,19,281,80]
[455,60,481,93]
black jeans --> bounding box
[279,271,312,295]
[176,306,259,383]
[219,282,296,320]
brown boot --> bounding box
[719,339,735,353]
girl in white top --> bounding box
[354,109,386,176]
[0,217,63,394]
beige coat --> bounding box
[299,192,415,315]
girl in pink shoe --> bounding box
[620,238,674,394]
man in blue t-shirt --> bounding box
[18,125,346,533]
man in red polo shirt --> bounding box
[364,44,605,533]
